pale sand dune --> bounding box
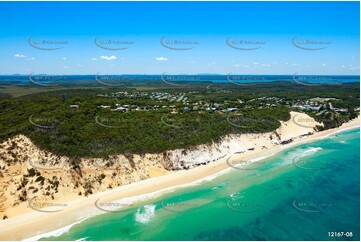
[0,112,359,240]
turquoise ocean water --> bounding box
[41,128,360,241]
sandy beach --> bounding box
[0,112,359,240]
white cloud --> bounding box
[61,57,67,61]
[343,64,359,70]
[100,55,117,61]
[15,54,35,60]
[156,57,168,61]
[322,64,326,67]
[91,58,98,61]
[253,62,259,65]
[232,64,250,68]
[14,54,26,58]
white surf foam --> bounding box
[283,147,323,165]
[23,218,88,241]
[300,147,323,157]
[134,204,156,224]
[76,236,90,241]
[232,154,276,168]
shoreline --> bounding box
[0,117,359,240]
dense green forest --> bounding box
[0,81,359,157]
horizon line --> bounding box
[1,74,360,76]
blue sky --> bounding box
[0,1,359,75]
